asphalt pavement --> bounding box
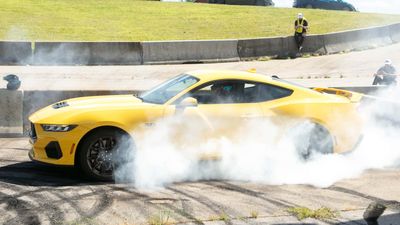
[0,138,399,225]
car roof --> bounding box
[186,69,324,96]
[187,70,273,83]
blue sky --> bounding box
[275,0,400,14]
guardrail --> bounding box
[0,86,387,136]
[0,23,399,65]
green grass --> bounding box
[288,207,339,221]
[250,210,259,218]
[208,212,230,221]
[148,210,172,225]
[1,0,400,41]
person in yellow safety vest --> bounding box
[294,13,308,52]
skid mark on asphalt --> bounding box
[205,181,295,209]
[0,183,126,224]
[0,185,65,225]
[1,192,41,225]
[329,186,400,212]
[51,190,112,219]
[167,186,239,225]
[162,204,204,225]
[142,197,205,225]
[110,186,149,198]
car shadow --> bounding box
[0,161,110,187]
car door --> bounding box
[194,80,264,118]
[172,80,265,136]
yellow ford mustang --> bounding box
[29,70,363,180]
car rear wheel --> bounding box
[291,122,334,160]
[77,128,134,181]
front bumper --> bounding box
[29,123,87,166]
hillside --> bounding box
[1,0,400,41]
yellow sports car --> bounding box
[29,70,363,180]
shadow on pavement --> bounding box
[0,161,107,186]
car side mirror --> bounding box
[178,97,198,108]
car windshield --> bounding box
[140,74,199,104]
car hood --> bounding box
[57,94,142,108]
[29,95,145,123]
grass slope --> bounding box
[1,0,400,41]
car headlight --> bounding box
[41,124,77,132]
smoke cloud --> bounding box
[113,87,400,190]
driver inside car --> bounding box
[210,83,245,103]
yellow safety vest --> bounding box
[296,19,305,33]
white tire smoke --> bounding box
[114,88,400,190]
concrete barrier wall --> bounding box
[33,42,142,65]
[141,40,239,64]
[237,34,326,59]
[87,42,142,65]
[0,89,23,135]
[33,42,90,65]
[323,26,393,54]
[301,34,327,55]
[389,23,400,43]
[237,37,286,58]
[0,41,31,65]
[0,23,398,65]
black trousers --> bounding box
[294,32,305,49]
[372,75,397,85]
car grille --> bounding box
[30,123,37,141]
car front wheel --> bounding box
[77,128,134,181]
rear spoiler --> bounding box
[313,87,363,102]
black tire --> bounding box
[77,128,134,181]
[291,122,334,160]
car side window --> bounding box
[189,81,244,104]
[246,83,293,102]
[181,80,293,104]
